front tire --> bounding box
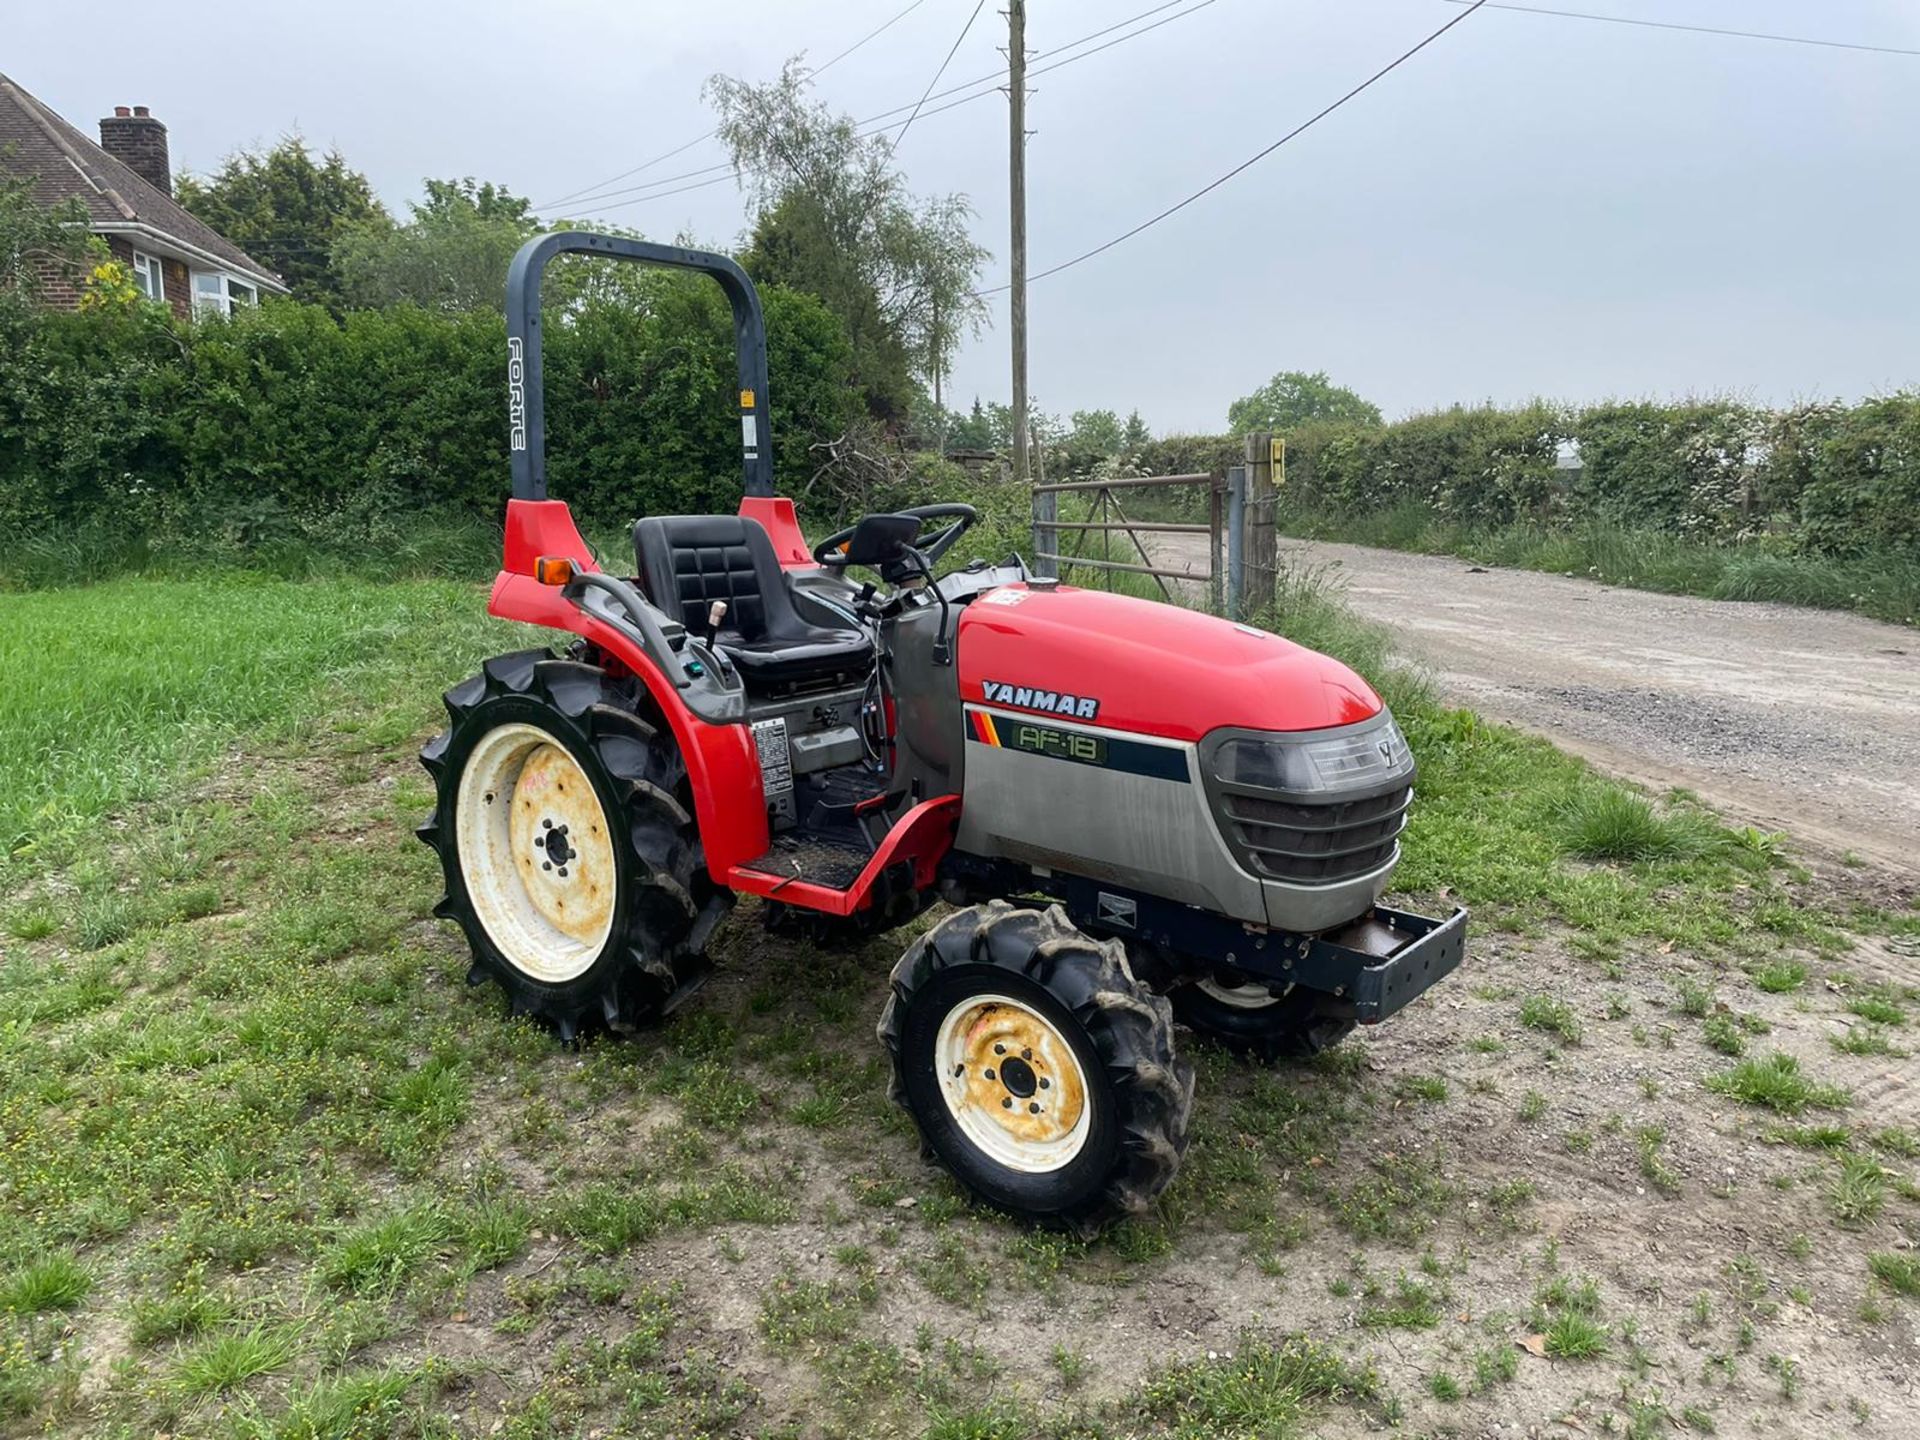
[418,651,728,1039]
[1170,970,1355,1062]
[878,903,1193,1232]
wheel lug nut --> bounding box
[543,861,553,871]
[557,867,568,878]
[1039,1077,1050,1089]
[983,1068,995,1081]
[1028,1102,1040,1114]
[542,818,552,829]
[1001,1098,1013,1109]
[1022,1048,1032,1060]
[994,1044,1005,1055]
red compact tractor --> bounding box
[420,233,1466,1231]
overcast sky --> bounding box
[13,1,1919,431]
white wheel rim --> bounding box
[1197,976,1288,1010]
[935,993,1091,1173]
[455,722,616,983]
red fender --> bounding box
[491,499,769,881]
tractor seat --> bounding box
[633,514,872,693]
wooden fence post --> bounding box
[1244,431,1276,615]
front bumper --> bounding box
[1274,903,1468,1023]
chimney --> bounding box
[99,105,171,195]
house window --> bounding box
[132,251,165,303]
[191,272,260,317]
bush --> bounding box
[0,278,860,580]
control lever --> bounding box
[707,599,729,630]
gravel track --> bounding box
[1149,534,1920,874]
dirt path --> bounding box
[1150,534,1920,875]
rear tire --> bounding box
[1170,969,1355,1062]
[878,902,1193,1233]
[418,650,729,1039]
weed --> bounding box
[1473,1344,1518,1391]
[1138,1336,1374,1437]
[1518,1089,1548,1121]
[1674,979,1713,1017]
[1637,1126,1680,1195]
[128,1267,231,1344]
[1398,1074,1448,1103]
[1751,961,1807,994]
[1706,1053,1849,1114]
[1520,993,1582,1044]
[1700,1013,1744,1056]
[1828,1155,1887,1227]
[1831,1026,1904,1058]
[1555,787,1719,864]
[1359,1274,1444,1330]
[1868,1253,1920,1297]
[172,1322,302,1395]
[1544,1313,1610,1359]
[1428,1370,1462,1401]
[319,1205,452,1296]
[1765,1352,1799,1401]
[1846,994,1907,1026]
[0,1252,90,1314]
[1050,1345,1090,1391]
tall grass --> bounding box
[1279,499,1920,628]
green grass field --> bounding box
[2,571,1915,1437]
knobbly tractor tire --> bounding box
[418,650,729,1040]
[1169,969,1355,1063]
[878,902,1194,1233]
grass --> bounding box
[0,562,1912,1434]
[1555,788,1721,864]
[1868,1254,1920,1297]
[0,1253,90,1315]
[1520,993,1582,1044]
[1276,500,1920,629]
[1136,1336,1374,1438]
[1705,1053,1851,1114]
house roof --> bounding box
[0,72,285,291]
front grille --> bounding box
[1218,785,1411,885]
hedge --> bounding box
[0,277,859,545]
[1273,397,1918,556]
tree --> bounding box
[1227,370,1382,433]
[332,178,541,313]
[176,138,388,308]
[0,173,101,308]
[707,61,988,421]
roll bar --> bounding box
[504,230,775,501]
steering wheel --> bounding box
[812,502,978,572]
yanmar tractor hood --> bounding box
[956,583,1382,741]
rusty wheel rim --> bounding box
[455,722,615,983]
[935,993,1090,1173]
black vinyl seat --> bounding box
[633,515,872,693]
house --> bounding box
[0,72,284,318]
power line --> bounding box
[978,0,1489,294]
[1440,1,1920,58]
[538,0,933,211]
[552,0,1228,214]
[885,0,989,159]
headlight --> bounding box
[1209,716,1412,795]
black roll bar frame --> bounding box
[505,230,774,502]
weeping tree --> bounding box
[706,61,989,423]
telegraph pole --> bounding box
[1008,0,1029,489]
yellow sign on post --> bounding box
[1270,437,1286,489]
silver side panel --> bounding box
[956,708,1395,934]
